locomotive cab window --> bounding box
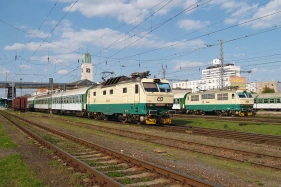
[123,88,127,93]
[246,92,253,98]
[237,92,246,98]
[157,83,171,92]
[143,82,158,92]
[217,93,228,100]
[135,85,139,94]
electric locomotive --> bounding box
[173,88,254,116]
[253,93,281,111]
[87,71,175,124]
[185,88,254,116]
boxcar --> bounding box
[12,97,28,111]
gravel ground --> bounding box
[2,112,281,187]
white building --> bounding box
[81,53,93,81]
[173,58,242,92]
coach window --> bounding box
[270,99,274,103]
[258,99,262,103]
[277,98,280,103]
[93,92,96,96]
[110,89,113,94]
[123,88,127,93]
[103,90,106,95]
[135,85,139,94]
[264,99,269,103]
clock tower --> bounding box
[81,53,93,81]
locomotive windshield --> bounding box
[237,91,253,98]
[246,92,253,98]
[143,82,159,92]
[142,82,172,92]
[157,83,172,92]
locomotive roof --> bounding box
[102,76,130,87]
[254,92,281,99]
[191,89,248,94]
[101,76,170,88]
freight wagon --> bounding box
[12,97,28,112]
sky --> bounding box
[1,0,281,97]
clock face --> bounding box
[86,68,91,73]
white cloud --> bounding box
[58,69,68,74]
[26,30,50,38]
[244,0,281,29]
[19,65,31,69]
[173,60,204,70]
[177,19,210,31]
[61,0,185,24]
[0,67,10,74]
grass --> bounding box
[0,154,45,187]
[173,118,281,136]
[0,124,17,148]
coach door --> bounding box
[134,84,140,103]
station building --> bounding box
[173,58,244,92]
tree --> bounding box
[262,87,275,93]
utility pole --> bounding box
[162,66,166,79]
[49,78,53,115]
[219,38,224,89]
[20,78,22,96]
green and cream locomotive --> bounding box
[173,88,254,116]
[87,71,175,124]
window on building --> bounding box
[86,68,91,73]
[103,90,106,95]
[93,92,96,96]
[110,89,113,94]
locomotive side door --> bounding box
[134,84,140,104]
[231,93,235,110]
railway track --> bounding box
[11,112,281,172]
[159,125,281,146]
[175,114,281,125]
[1,112,220,187]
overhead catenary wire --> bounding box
[12,0,79,80]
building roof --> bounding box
[70,79,96,86]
